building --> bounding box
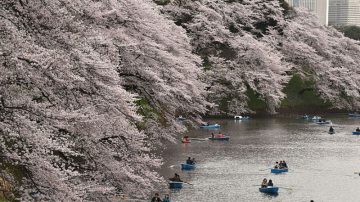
[328,0,360,26]
[286,0,329,25]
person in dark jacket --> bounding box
[151,193,162,202]
[169,173,182,182]
[267,179,273,187]
[282,160,288,168]
[186,157,193,164]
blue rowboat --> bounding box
[208,136,230,141]
[271,168,288,173]
[259,186,279,194]
[200,124,220,129]
[169,181,183,189]
[181,163,196,170]
[352,131,360,135]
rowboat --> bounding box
[271,168,288,173]
[208,136,230,141]
[328,131,335,135]
[259,186,279,194]
[352,131,360,135]
[181,139,191,143]
[169,181,183,189]
[200,124,220,129]
[315,120,331,125]
[234,115,250,120]
[181,163,196,170]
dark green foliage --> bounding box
[337,26,360,41]
[134,98,167,129]
[174,12,193,26]
[278,0,293,15]
[153,0,171,6]
[280,74,331,111]
[202,57,212,71]
[228,23,240,33]
[246,86,267,111]
[196,42,237,60]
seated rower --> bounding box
[261,178,268,188]
[356,127,360,132]
[274,161,279,169]
[279,161,284,169]
[183,135,189,141]
[191,158,196,165]
[282,160,288,168]
[151,193,162,202]
[162,194,170,202]
[329,126,334,133]
[267,179,274,187]
[186,157,193,164]
[169,173,182,182]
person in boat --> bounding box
[279,161,284,169]
[274,161,279,169]
[211,133,215,138]
[356,127,360,132]
[151,193,162,202]
[267,179,273,187]
[162,194,170,202]
[329,126,334,133]
[191,158,196,165]
[282,160,288,168]
[186,157,193,164]
[183,135,189,142]
[169,173,182,182]
[261,178,268,188]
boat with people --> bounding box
[328,126,335,134]
[181,136,191,143]
[200,123,220,129]
[260,178,278,194]
[353,128,360,135]
[181,157,196,170]
[234,115,250,120]
[208,133,230,140]
[315,119,331,125]
[271,161,288,173]
[168,173,183,189]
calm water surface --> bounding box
[158,115,360,202]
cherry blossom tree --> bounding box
[0,0,207,200]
